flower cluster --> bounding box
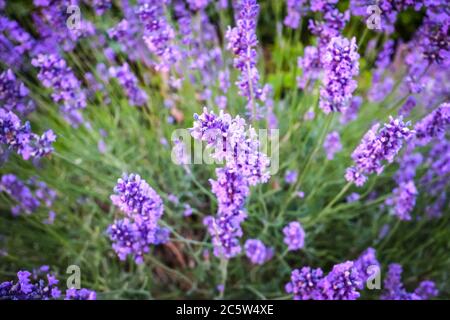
[225,0,263,109]
[354,247,380,283]
[32,0,95,53]
[0,174,57,218]
[340,96,362,124]
[284,0,308,29]
[319,36,360,114]
[0,108,56,161]
[414,103,449,146]
[191,108,270,185]
[297,46,322,89]
[108,173,168,264]
[65,288,97,300]
[32,54,87,127]
[244,239,274,265]
[0,270,60,300]
[109,63,148,106]
[89,0,112,15]
[284,170,298,185]
[323,131,342,160]
[286,260,362,300]
[0,69,35,116]
[346,117,413,186]
[137,1,181,72]
[385,180,418,221]
[0,268,96,300]
[285,267,324,300]
[0,16,35,68]
[381,263,438,300]
[191,108,271,258]
[283,221,305,251]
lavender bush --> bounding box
[0,0,448,300]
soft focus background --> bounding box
[0,0,448,299]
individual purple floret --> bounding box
[323,131,342,160]
[346,117,413,186]
[108,173,165,264]
[284,170,298,185]
[109,63,148,106]
[414,103,449,146]
[283,221,305,251]
[346,192,360,203]
[0,270,60,300]
[65,288,97,300]
[0,69,35,116]
[319,261,362,300]
[319,36,360,114]
[285,267,324,300]
[244,239,274,265]
[381,263,438,300]
[32,54,87,127]
[284,0,308,29]
[354,247,380,283]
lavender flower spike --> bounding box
[319,36,360,114]
[346,117,414,186]
[108,173,166,264]
[319,261,362,300]
[109,63,148,107]
[225,0,262,112]
[285,266,324,300]
[32,54,87,127]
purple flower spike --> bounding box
[346,117,413,186]
[319,36,360,114]
[225,0,263,111]
[381,263,438,300]
[109,63,148,107]
[354,247,380,283]
[32,54,87,127]
[319,261,362,300]
[108,173,165,264]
